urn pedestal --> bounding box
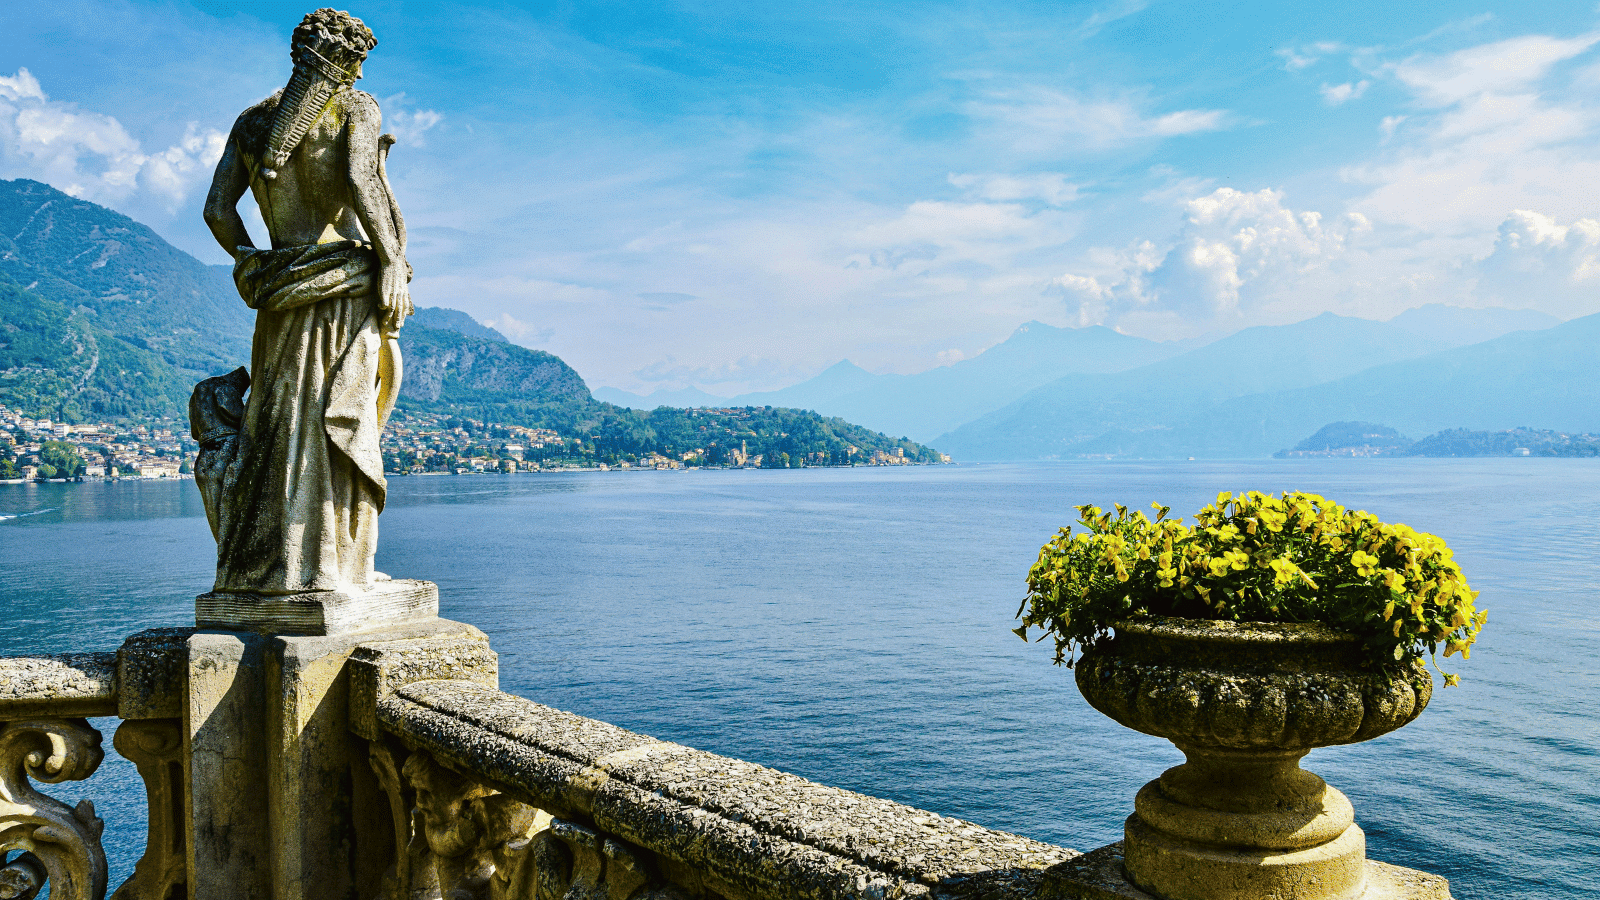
[1072,618,1433,900]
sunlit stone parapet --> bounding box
[371,679,1078,900]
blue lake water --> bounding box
[2,460,1596,899]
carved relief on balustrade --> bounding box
[369,741,689,900]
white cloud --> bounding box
[1344,30,1600,236]
[1277,41,1345,72]
[1476,209,1600,318]
[1077,0,1148,39]
[1054,188,1375,337]
[965,87,1227,153]
[851,199,1077,273]
[0,68,224,214]
[1390,33,1600,106]
[1320,80,1370,105]
[485,313,555,345]
[947,172,1079,206]
[380,93,442,147]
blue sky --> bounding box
[4,1,1600,394]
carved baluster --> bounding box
[109,720,184,900]
[369,739,441,900]
[400,750,540,900]
[0,719,108,900]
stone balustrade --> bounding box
[0,616,1454,900]
[365,679,1073,900]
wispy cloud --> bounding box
[1077,0,1149,39]
[966,87,1228,153]
[1388,32,1600,105]
[948,172,1079,206]
[1320,80,1370,105]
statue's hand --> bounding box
[378,262,411,333]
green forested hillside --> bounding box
[393,317,943,463]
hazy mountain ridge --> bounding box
[602,322,1185,442]
[934,313,1454,458]
[410,307,509,343]
[937,311,1594,459]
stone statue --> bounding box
[198,7,411,597]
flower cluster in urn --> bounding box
[1017,490,1486,684]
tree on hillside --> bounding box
[40,440,84,477]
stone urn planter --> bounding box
[1074,617,1432,900]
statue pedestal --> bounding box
[184,591,497,900]
[196,578,439,635]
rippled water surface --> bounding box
[3,460,1596,899]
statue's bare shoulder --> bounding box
[230,93,282,164]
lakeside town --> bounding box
[0,403,937,483]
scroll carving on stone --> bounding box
[199,6,412,597]
[108,720,184,900]
[0,719,108,900]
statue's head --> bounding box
[259,9,378,180]
[290,8,377,86]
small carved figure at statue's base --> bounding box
[194,8,415,624]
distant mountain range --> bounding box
[8,176,1586,462]
[935,310,1597,459]
[600,304,1576,458]
[599,322,1186,439]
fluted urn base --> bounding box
[1123,749,1365,900]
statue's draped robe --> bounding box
[213,240,395,593]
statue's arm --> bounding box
[203,117,256,261]
[345,93,411,334]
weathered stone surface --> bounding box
[200,8,411,597]
[1072,619,1437,900]
[111,718,186,900]
[348,631,497,741]
[379,680,1076,900]
[1075,619,1431,752]
[0,653,117,718]
[0,718,109,900]
[185,631,270,900]
[196,578,439,636]
[117,628,194,720]
[259,618,485,900]
[1042,843,1452,900]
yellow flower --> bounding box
[1351,550,1378,576]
